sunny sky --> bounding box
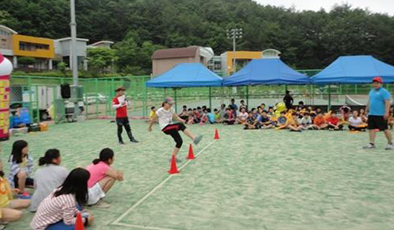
[254,0,394,16]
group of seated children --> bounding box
[0,140,124,230]
[148,99,376,133]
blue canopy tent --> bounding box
[311,55,394,108]
[146,63,223,111]
[222,58,310,105]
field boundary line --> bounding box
[111,139,217,226]
[111,222,178,230]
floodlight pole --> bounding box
[70,0,78,86]
[226,28,243,74]
[70,0,79,119]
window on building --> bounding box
[19,43,26,50]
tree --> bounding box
[86,48,117,74]
[18,57,35,66]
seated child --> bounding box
[179,105,189,121]
[313,113,328,130]
[206,109,215,124]
[86,148,123,208]
[300,112,314,130]
[359,108,368,123]
[288,113,303,132]
[149,106,156,122]
[193,108,201,123]
[31,149,68,212]
[340,105,351,125]
[327,112,344,130]
[214,109,222,123]
[31,168,94,230]
[187,115,195,125]
[267,107,274,116]
[258,110,273,129]
[244,112,258,130]
[223,108,235,125]
[0,159,31,222]
[7,140,34,199]
[199,109,209,125]
[276,111,288,130]
[237,108,248,124]
[348,110,367,131]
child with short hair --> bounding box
[244,112,258,130]
[300,112,314,130]
[86,148,123,208]
[149,106,156,122]
[31,149,68,212]
[327,112,344,131]
[237,108,248,124]
[7,140,34,199]
[288,113,303,132]
[206,109,215,124]
[276,111,288,130]
[348,110,367,131]
[314,113,328,130]
[223,108,235,125]
[214,109,221,123]
[258,110,273,129]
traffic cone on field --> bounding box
[214,129,220,140]
[187,144,195,160]
[168,155,179,174]
[75,213,84,230]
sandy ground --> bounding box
[2,120,394,230]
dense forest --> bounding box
[1,0,394,74]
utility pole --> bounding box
[226,28,243,74]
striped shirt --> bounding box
[30,191,84,230]
[7,155,33,188]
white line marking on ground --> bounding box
[111,140,217,227]
[111,222,177,230]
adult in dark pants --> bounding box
[148,97,203,162]
[283,90,294,110]
[112,87,138,144]
[363,77,392,150]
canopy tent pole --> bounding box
[174,88,178,113]
[328,85,331,111]
[246,86,249,107]
[209,87,212,109]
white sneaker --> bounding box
[363,143,376,149]
[385,144,393,150]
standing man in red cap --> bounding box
[363,77,392,150]
[112,87,138,144]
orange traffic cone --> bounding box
[168,155,179,174]
[75,213,84,230]
[214,129,220,140]
[187,144,195,160]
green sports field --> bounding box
[2,120,394,230]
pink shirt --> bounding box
[86,162,110,188]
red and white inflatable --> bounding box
[0,52,12,141]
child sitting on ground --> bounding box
[327,112,344,131]
[31,149,68,212]
[179,105,189,121]
[348,110,367,131]
[223,108,235,125]
[359,108,368,123]
[244,112,258,130]
[276,111,288,130]
[149,106,156,122]
[258,110,273,129]
[206,109,215,124]
[314,112,328,130]
[86,148,123,208]
[214,109,222,123]
[300,112,314,130]
[237,108,248,125]
[0,158,31,223]
[7,140,34,199]
[288,113,303,132]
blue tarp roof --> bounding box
[311,55,394,84]
[222,59,309,86]
[146,63,223,88]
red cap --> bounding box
[372,76,383,83]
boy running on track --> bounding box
[148,97,203,162]
[112,87,138,144]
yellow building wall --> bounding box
[12,34,54,59]
[226,51,262,74]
